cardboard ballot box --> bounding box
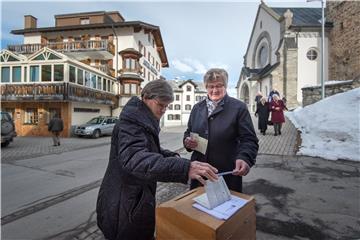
[156,187,255,240]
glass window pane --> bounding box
[24,67,27,82]
[77,69,84,85]
[54,64,63,81]
[12,66,21,82]
[102,78,106,91]
[34,54,45,61]
[30,66,39,82]
[69,65,76,83]
[85,71,90,87]
[48,53,61,60]
[42,65,51,82]
[124,84,130,94]
[8,55,18,62]
[24,108,38,125]
[91,74,96,88]
[97,76,101,89]
[131,84,137,94]
[1,67,10,82]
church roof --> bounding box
[271,7,321,27]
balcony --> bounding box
[93,65,115,78]
[1,82,118,107]
[7,40,115,60]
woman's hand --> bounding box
[188,161,218,185]
[184,137,198,149]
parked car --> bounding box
[1,111,17,147]
[74,116,118,138]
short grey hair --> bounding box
[203,68,228,88]
[141,79,174,102]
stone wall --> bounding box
[302,76,360,107]
[326,1,360,81]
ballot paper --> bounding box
[190,132,208,155]
[193,176,231,209]
[193,195,249,220]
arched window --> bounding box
[168,114,174,120]
[175,104,181,110]
[185,104,192,110]
[257,44,268,67]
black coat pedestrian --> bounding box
[96,96,190,240]
[255,102,269,132]
[183,94,258,193]
[48,117,63,132]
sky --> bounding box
[0,0,321,96]
[286,88,360,162]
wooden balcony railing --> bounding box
[1,83,118,107]
[7,40,115,55]
[93,65,115,77]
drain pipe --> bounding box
[111,24,119,117]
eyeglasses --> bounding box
[206,84,224,90]
[153,99,169,110]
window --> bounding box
[91,74,97,88]
[69,65,76,83]
[1,67,10,82]
[306,49,318,61]
[131,84,137,94]
[24,108,38,125]
[46,108,61,124]
[85,71,91,87]
[80,18,90,25]
[175,95,180,101]
[107,80,111,92]
[185,104,192,110]
[77,69,84,85]
[97,76,102,90]
[102,78,107,91]
[41,65,51,82]
[175,104,181,110]
[54,64,63,81]
[168,114,174,120]
[125,58,136,70]
[168,104,173,110]
[186,95,190,101]
[187,86,192,91]
[12,66,21,82]
[196,96,201,101]
[175,114,181,120]
[258,44,268,67]
[24,67,27,82]
[30,66,39,82]
[124,84,130,94]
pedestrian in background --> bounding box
[254,91,263,104]
[183,68,258,193]
[96,79,218,240]
[268,88,280,103]
[255,97,269,135]
[270,94,286,136]
[48,113,63,146]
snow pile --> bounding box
[286,88,360,161]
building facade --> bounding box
[326,1,360,81]
[162,80,207,127]
[1,11,168,137]
[236,3,331,111]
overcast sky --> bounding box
[0,0,320,95]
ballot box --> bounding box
[156,187,256,240]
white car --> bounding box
[75,116,118,138]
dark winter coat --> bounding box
[183,94,258,193]
[255,102,269,131]
[270,100,286,123]
[48,117,63,132]
[96,96,190,240]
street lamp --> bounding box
[307,0,325,99]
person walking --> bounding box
[255,97,269,135]
[183,68,258,193]
[96,79,218,240]
[254,91,263,104]
[268,88,280,103]
[270,94,286,136]
[48,113,64,146]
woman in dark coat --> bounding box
[183,68,259,193]
[270,94,286,136]
[96,80,218,240]
[255,97,269,135]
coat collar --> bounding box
[208,94,228,117]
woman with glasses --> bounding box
[184,68,259,193]
[96,79,218,240]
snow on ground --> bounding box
[286,88,360,161]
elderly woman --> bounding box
[183,68,258,193]
[255,97,269,135]
[270,94,286,136]
[97,79,218,240]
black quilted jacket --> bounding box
[96,96,190,240]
